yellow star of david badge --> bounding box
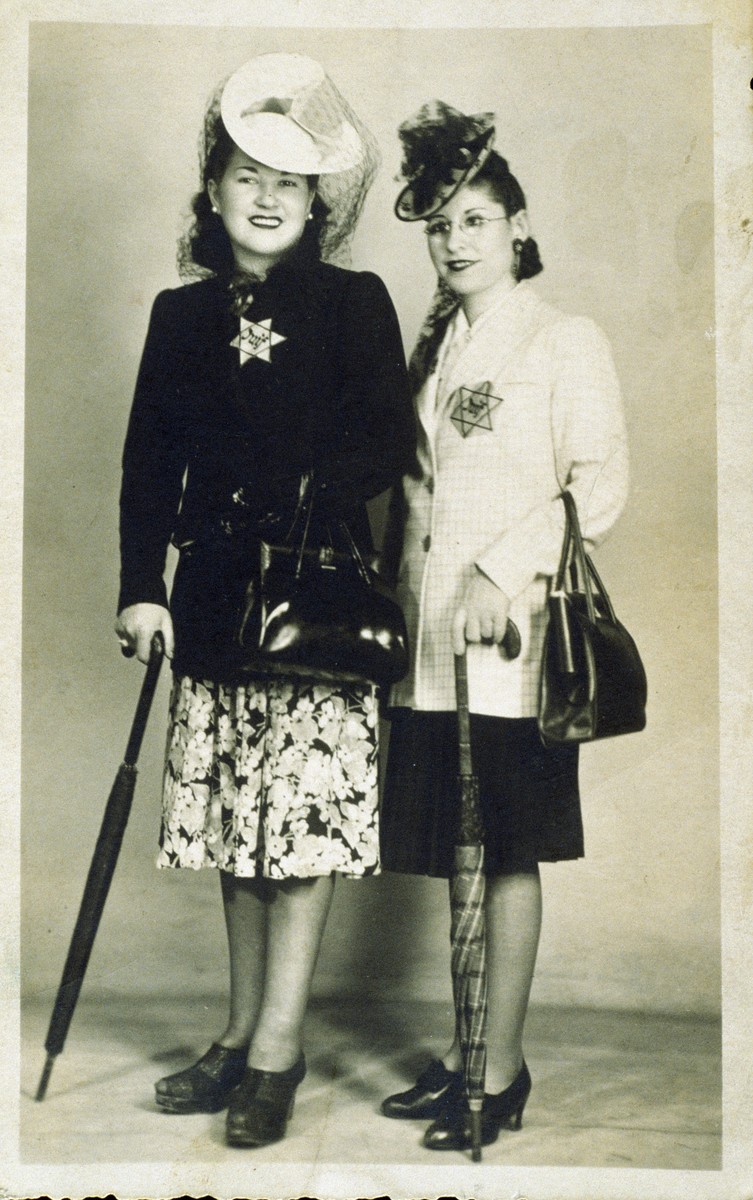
[449,381,503,437]
[231,316,287,365]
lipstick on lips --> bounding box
[446,259,478,272]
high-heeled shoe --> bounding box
[381,1058,463,1120]
[225,1055,307,1148]
[154,1042,250,1113]
[422,1060,531,1150]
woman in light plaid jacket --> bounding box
[379,102,629,1151]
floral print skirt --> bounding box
[158,674,380,880]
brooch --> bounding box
[231,316,287,365]
[449,381,503,437]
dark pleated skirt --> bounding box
[380,709,583,879]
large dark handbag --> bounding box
[538,491,647,746]
[236,479,410,687]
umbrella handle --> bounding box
[502,618,521,661]
[454,652,472,778]
[454,617,520,774]
[120,628,167,660]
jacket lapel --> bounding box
[440,282,542,401]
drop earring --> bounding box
[512,237,524,281]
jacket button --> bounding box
[423,535,431,552]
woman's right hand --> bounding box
[452,570,512,656]
[115,603,174,665]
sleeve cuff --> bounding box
[117,575,169,615]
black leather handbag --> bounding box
[538,491,647,746]
[236,479,409,687]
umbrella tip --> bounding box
[35,1053,55,1102]
[469,1106,483,1162]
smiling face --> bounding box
[425,180,529,320]
[208,146,314,275]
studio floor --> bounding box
[20,994,720,1172]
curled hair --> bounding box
[470,151,543,280]
[176,117,330,278]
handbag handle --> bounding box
[550,492,619,676]
[554,492,595,624]
[336,520,374,588]
[292,474,316,580]
[282,472,325,579]
[285,473,374,590]
[553,492,617,624]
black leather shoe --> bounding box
[226,1055,306,1148]
[155,1042,250,1113]
[423,1060,531,1150]
[381,1058,463,1120]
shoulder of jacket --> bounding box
[346,268,389,295]
[148,277,226,334]
[528,292,610,350]
[301,265,393,322]
[310,261,386,291]
[154,275,222,307]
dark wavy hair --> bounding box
[177,119,330,277]
[469,150,543,280]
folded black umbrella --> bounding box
[35,635,164,1102]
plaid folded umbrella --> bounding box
[450,649,488,1161]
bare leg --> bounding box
[441,869,542,1093]
[217,870,270,1049]
[247,874,336,1072]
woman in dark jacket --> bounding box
[115,52,414,1149]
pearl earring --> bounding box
[306,212,314,221]
[211,205,219,214]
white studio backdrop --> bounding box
[22,22,717,1016]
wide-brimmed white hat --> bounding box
[220,52,362,175]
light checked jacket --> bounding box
[387,280,629,718]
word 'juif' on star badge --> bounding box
[231,317,287,364]
[449,381,503,437]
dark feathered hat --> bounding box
[394,100,496,222]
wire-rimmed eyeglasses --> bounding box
[424,214,510,239]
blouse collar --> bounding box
[452,279,528,341]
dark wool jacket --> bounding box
[118,258,415,680]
